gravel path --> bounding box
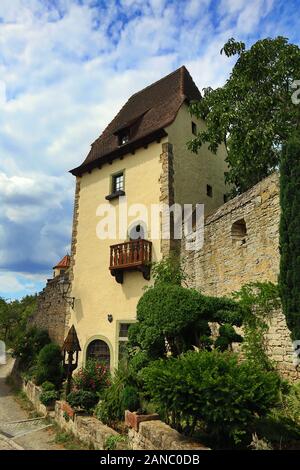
[0,356,63,450]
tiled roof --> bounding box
[53,255,70,269]
[70,66,201,176]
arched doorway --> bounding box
[86,339,110,367]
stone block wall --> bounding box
[128,420,209,450]
[22,380,51,416]
[29,275,69,347]
[181,172,300,380]
[55,401,123,450]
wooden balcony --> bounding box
[109,239,152,284]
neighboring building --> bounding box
[53,255,70,278]
[67,66,229,369]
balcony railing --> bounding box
[109,239,152,284]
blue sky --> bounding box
[0,0,299,300]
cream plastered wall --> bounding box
[69,139,166,370]
[166,103,229,213]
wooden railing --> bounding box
[110,239,152,269]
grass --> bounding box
[52,425,92,450]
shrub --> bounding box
[41,381,56,392]
[35,343,63,388]
[40,390,58,406]
[129,283,243,362]
[73,359,110,394]
[141,350,281,445]
[13,327,51,368]
[279,133,300,340]
[95,362,138,425]
[121,385,140,412]
[67,390,98,411]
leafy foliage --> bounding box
[188,37,300,195]
[279,133,300,340]
[35,343,63,388]
[41,381,56,392]
[0,295,37,346]
[13,326,51,369]
[141,350,281,444]
[232,282,281,368]
[151,255,187,286]
[128,282,243,370]
[72,359,110,394]
[95,362,139,425]
[40,390,58,406]
[67,390,98,411]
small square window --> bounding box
[207,184,213,197]
[191,122,197,135]
[112,173,124,193]
[119,323,130,338]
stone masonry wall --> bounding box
[159,142,178,257]
[128,420,209,451]
[29,275,69,347]
[182,172,300,381]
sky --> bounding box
[0,0,299,300]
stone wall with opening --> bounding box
[181,172,300,381]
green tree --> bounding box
[188,37,300,195]
[279,133,300,340]
[0,295,37,345]
[128,283,243,372]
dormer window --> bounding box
[119,130,130,146]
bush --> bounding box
[95,363,139,425]
[67,390,98,411]
[40,390,58,406]
[35,343,63,388]
[141,350,281,445]
[121,385,140,412]
[129,283,243,363]
[13,327,51,368]
[73,359,110,394]
[41,381,56,392]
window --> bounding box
[119,130,129,146]
[231,219,247,244]
[206,184,213,197]
[112,172,124,193]
[191,121,197,135]
[223,194,228,203]
[86,339,110,367]
[118,323,131,363]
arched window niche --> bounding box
[231,218,247,245]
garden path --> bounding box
[0,355,63,450]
